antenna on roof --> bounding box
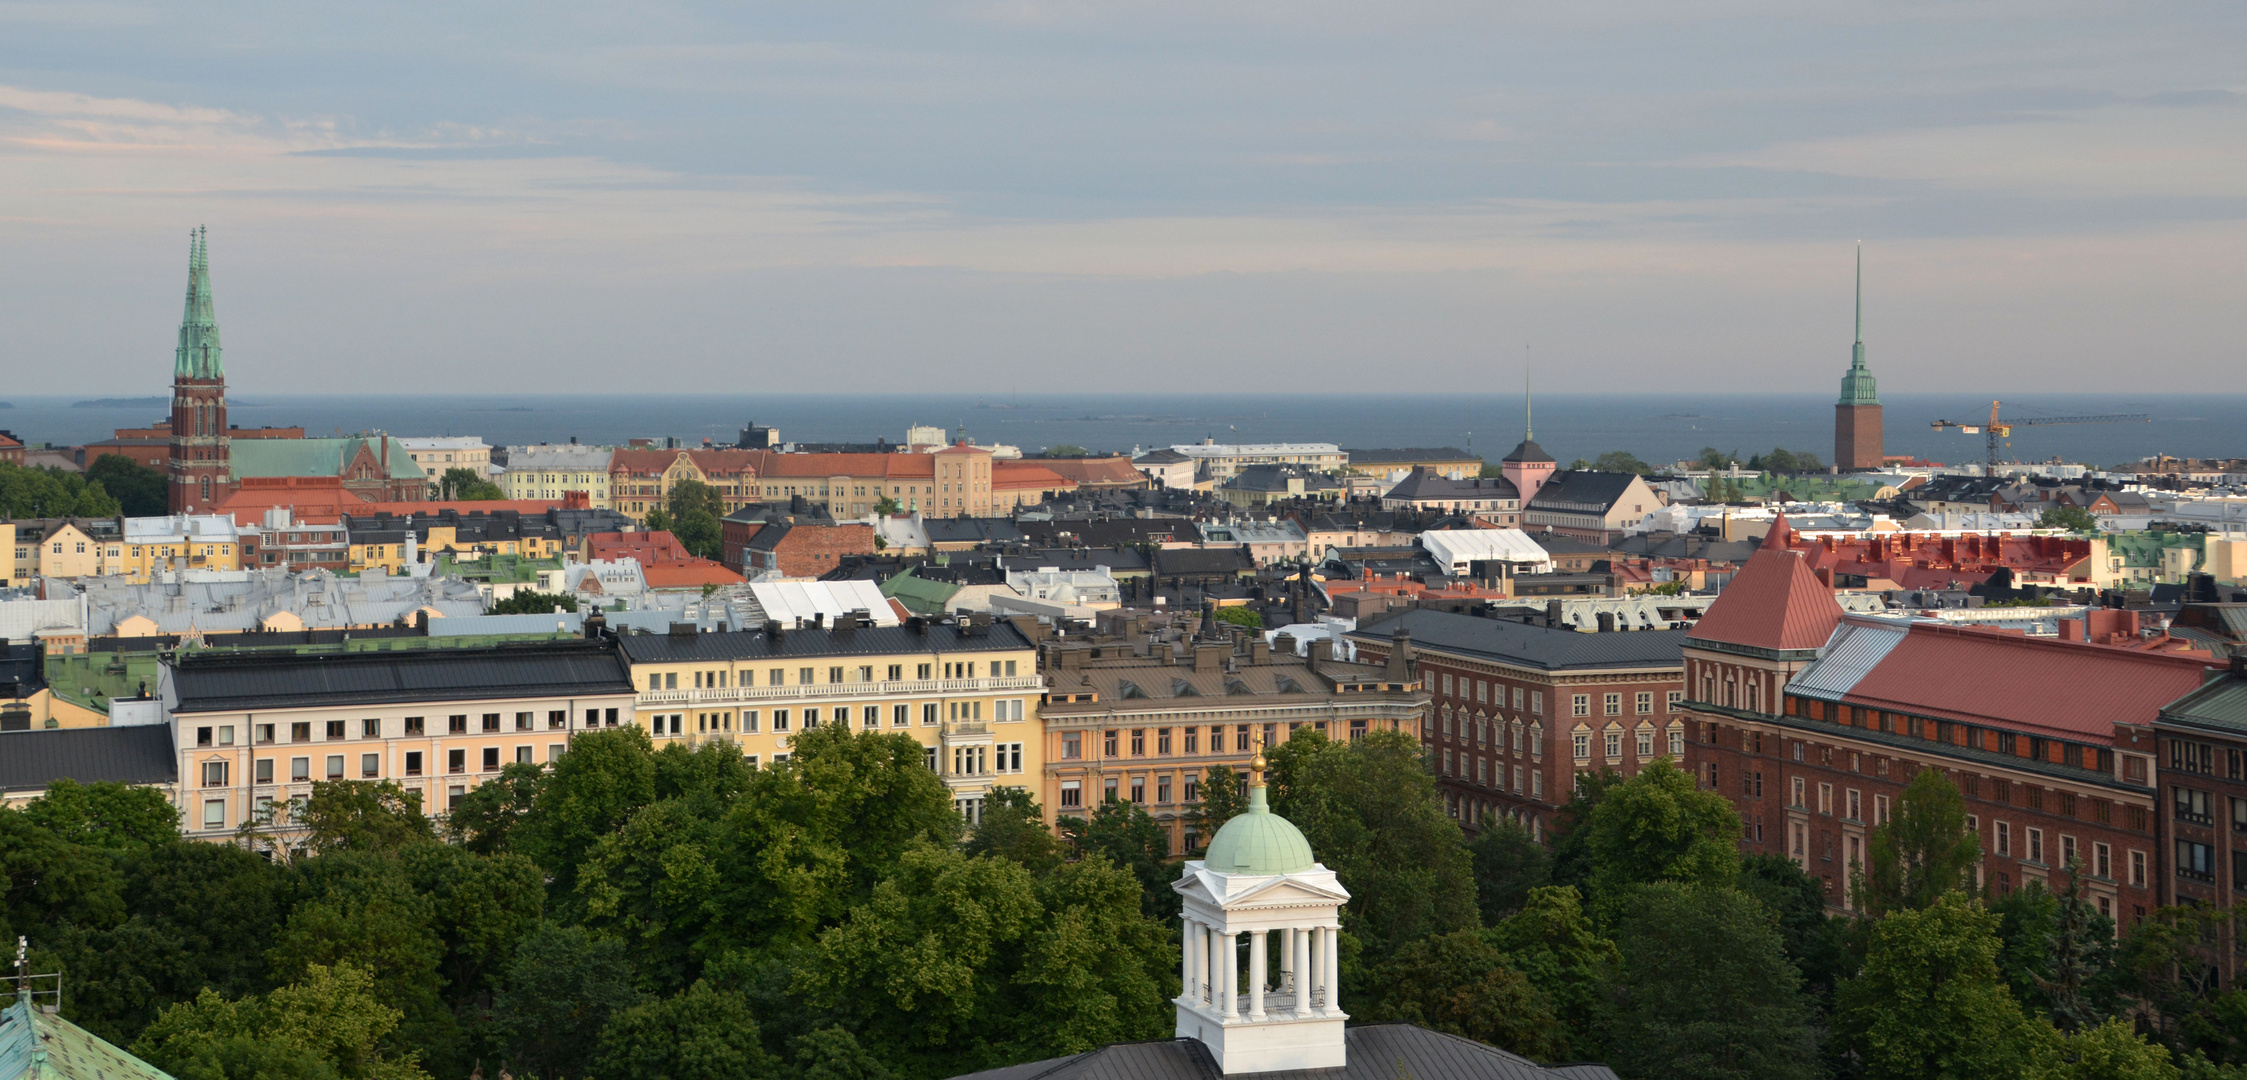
[1523,345,1534,442]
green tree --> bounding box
[86,453,170,516]
[18,778,180,851]
[397,843,546,1012]
[797,846,1173,1078]
[1190,764,1247,851]
[1360,928,1569,1061]
[492,924,646,1080]
[1738,852,1854,1008]
[1044,444,1090,458]
[1855,767,1981,915]
[593,980,773,1080]
[792,1026,896,1080]
[1485,885,1618,1047]
[1266,729,1476,961]
[1603,883,1820,1080]
[1592,451,1655,475]
[436,467,503,500]
[2038,505,2101,532]
[2114,902,2247,1062]
[1468,815,1551,923]
[1547,769,1625,897]
[265,854,450,1051]
[1992,879,2064,1013]
[440,760,546,854]
[1211,605,1262,629]
[1697,447,1738,471]
[488,589,580,615]
[1836,892,2043,1080]
[0,461,121,517]
[2042,859,2118,1032]
[1750,448,1825,474]
[2029,1017,2181,1080]
[873,494,901,515]
[299,781,436,855]
[516,726,661,894]
[1579,758,1741,916]
[963,787,1063,876]
[131,962,431,1080]
[644,506,675,533]
[1061,797,1180,922]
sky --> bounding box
[2,1,2243,395]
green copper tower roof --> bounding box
[1837,243,1878,406]
[174,226,222,380]
[1201,784,1316,875]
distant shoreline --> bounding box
[71,397,170,408]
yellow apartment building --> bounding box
[617,615,1045,822]
[498,446,614,508]
[164,639,641,839]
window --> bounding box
[404,716,425,736]
[1572,694,1590,717]
[515,711,534,731]
[203,800,225,829]
[2027,828,2045,865]
[448,749,466,774]
[2176,840,2215,882]
[1062,732,1082,759]
[405,751,423,776]
[549,709,567,729]
[1792,777,1807,808]
[201,760,228,787]
[1130,729,1146,756]
[1604,731,1621,759]
[482,713,501,733]
[1158,775,1173,803]
[1157,728,1172,755]
[1996,821,2012,856]
[863,706,880,730]
[1572,731,1590,760]
[357,752,379,778]
[1060,781,1082,808]
[1531,691,1544,715]
[1666,690,1682,711]
[1184,728,1200,754]
[361,718,381,738]
[2093,842,2112,879]
[448,715,468,734]
[893,704,911,727]
[254,758,274,783]
[1818,783,1833,815]
[1668,728,1684,757]
[1130,777,1145,803]
[290,756,310,782]
[1636,691,1652,714]
[1604,693,1621,716]
[1636,728,1654,757]
[325,755,345,780]
[2175,786,2214,825]
[1847,789,1862,821]
[291,721,311,742]
[1237,725,1253,752]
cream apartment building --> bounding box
[498,446,614,508]
[163,639,640,839]
[397,437,494,494]
[617,614,1044,823]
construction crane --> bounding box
[1930,400,2150,468]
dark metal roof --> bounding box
[1526,470,1642,512]
[2156,667,2247,736]
[0,724,177,793]
[616,620,1035,664]
[168,640,635,713]
[946,1025,1617,1080]
[1151,548,1256,577]
[1350,609,1686,672]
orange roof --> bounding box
[991,461,1076,491]
[587,530,695,564]
[1687,514,1845,652]
[642,562,746,588]
[746,451,938,480]
[215,476,370,525]
[1034,457,1145,487]
[1837,621,2215,740]
[609,448,760,477]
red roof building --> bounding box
[585,529,744,589]
[1680,510,2220,919]
[1765,521,2094,591]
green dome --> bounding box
[1202,786,1316,875]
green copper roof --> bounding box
[174,226,222,380]
[1201,785,1316,875]
[1838,244,1879,406]
[1,990,176,1080]
[880,569,961,614]
[230,438,427,482]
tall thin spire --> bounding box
[1838,243,1877,406]
[175,226,222,380]
[1853,241,1863,347]
[1523,344,1533,442]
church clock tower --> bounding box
[169,226,231,513]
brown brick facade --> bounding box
[1834,402,1884,472]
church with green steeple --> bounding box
[168,226,232,512]
[1833,244,1885,471]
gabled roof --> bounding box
[1501,438,1554,464]
[1,986,177,1080]
[2160,667,2247,735]
[1383,469,1519,502]
[1526,471,1643,512]
[229,438,425,481]
[1686,515,1845,651]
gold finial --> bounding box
[1249,731,1267,787]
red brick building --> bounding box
[1349,609,1687,836]
[736,520,876,579]
[1682,515,2217,921]
[2153,656,2247,982]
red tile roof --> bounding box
[992,461,1075,491]
[609,448,760,477]
[1687,514,1845,651]
[1033,457,1145,487]
[1840,622,2217,740]
[587,530,695,564]
[746,451,939,479]
[642,562,746,588]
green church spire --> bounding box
[175,226,223,380]
[1837,242,1878,406]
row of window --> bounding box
[646,659,1018,691]
[1439,674,1545,714]
[1790,696,2117,775]
[194,709,623,747]
[201,742,563,787]
[1057,719,1369,761]
[2169,736,2245,780]
[649,699,1028,735]
[2170,786,2247,831]
[1443,751,1547,799]
[1572,724,1685,762]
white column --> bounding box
[1279,926,1295,994]
[1294,928,1311,1014]
[1320,925,1339,1013]
[1181,919,1198,1003]
[1220,929,1238,1018]
[1248,930,1267,1019]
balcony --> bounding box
[637,674,1045,707]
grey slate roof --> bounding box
[167,640,634,713]
[616,620,1034,664]
[1349,609,1686,671]
[946,1026,1617,1080]
[0,724,177,794]
[1383,469,1518,502]
[1526,471,1641,513]
[2158,667,2247,735]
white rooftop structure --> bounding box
[1417,528,1552,576]
[745,580,902,627]
[1005,567,1122,607]
[120,514,241,546]
[1168,442,1345,479]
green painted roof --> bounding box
[2103,531,2205,570]
[1,990,175,1080]
[1838,244,1879,407]
[1202,786,1316,875]
[230,438,426,482]
[880,569,961,615]
[174,227,221,381]
[2162,671,2247,735]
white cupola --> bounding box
[1172,750,1350,1075]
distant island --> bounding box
[72,396,170,408]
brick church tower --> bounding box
[169,226,231,513]
[1833,244,1884,472]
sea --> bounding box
[3,392,2241,471]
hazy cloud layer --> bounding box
[2,1,2241,393]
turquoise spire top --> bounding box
[1838,242,1878,406]
[175,226,223,380]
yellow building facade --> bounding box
[618,617,1045,821]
